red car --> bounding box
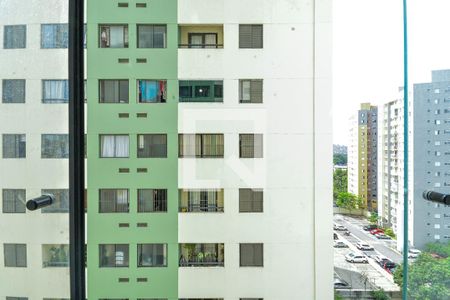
[370,228,384,235]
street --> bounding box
[334,214,401,293]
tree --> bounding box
[368,212,378,224]
[371,289,391,300]
[336,192,363,212]
[333,153,347,166]
[333,169,347,201]
[425,241,450,258]
[393,253,450,299]
[384,227,396,239]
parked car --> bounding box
[370,228,384,235]
[408,248,421,258]
[334,223,347,231]
[375,233,391,240]
[383,261,397,273]
[334,232,338,240]
[356,242,374,251]
[345,252,368,263]
[363,224,378,231]
[371,255,390,267]
[334,241,349,248]
[334,278,351,289]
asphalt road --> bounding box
[335,214,403,264]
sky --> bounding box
[333,0,450,145]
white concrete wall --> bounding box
[0,0,70,298]
[178,0,332,299]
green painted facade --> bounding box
[87,0,178,299]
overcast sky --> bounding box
[333,0,450,145]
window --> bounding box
[239,134,263,158]
[3,25,26,49]
[179,243,224,267]
[137,134,167,158]
[188,33,218,48]
[41,189,69,213]
[239,80,263,103]
[179,189,224,212]
[41,24,68,48]
[2,79,25,103]
[2,134,26,158]
[178,134,224,158]
[42,80,69,103]
[239,24,263,49]
[2,189,26,213]
[42,244,69,267]
[41,134,69,158]
[99,189,129,213]
[99,135,129,158]
[99,25,128,48]
[137,80,167,103]
[239,189,263,213]
[99,244,129,267]
[3,244,26,267]
[99,80,129,103]
[240,243,263,267]
[137,25,166,48]
[138,189,167,212]
[179,80,223,102]
[137,244,167,267]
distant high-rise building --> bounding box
[348,103,378,211]
[379,70,450,250]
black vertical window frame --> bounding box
[69,0,85,298]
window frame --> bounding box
[3,243,27,267]
[99,244,130,268]
[41,134,69,159]
[137,134,168,158]
[137,243,168,267]
[239,24,263,49]
[98,79,129,103]
[98,24,129,48]
[137,189,168,213]
[137,24,167,48]
[3,25,26,49]
[41,23,69,49]
[2,134,26,158]
[42,79,69,103]
[239,243,264,267]
[2,79,25,103]
[2,189,26,213]
[98,189,130,213]
[99,134,130,158]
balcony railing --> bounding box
[179,43,223,49]
[43,260,69,267]
[179,256,224,267]
[179,205,224,213]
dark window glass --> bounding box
[3,244,27,267]
[239,189,263,213]
[41,134,69,158]
[239,79,263,103]
[137,134,167,158]
[99,80,129,103]
[137,244,167,267]
[42,244,69,267]
[41,189,69,213]
[240,243,263,267]
[137,25,167,48]
[2,79,25,103]
[2,134,26,158]
[99,189,129,213]
[178,134,224,158]
[239,24,263,49]
[99,25,128,48]
[179,80,223,102]
[138,189,167,212]
[3,25,26,49]
[99,244,129,267]
[2,189,26,213]
[239,134,263,158]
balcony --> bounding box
[179,243,224,267]
[42,244,69,267]
[178,25,224,49]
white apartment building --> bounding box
[0,1,71,299]
[177,1,332,299]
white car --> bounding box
[408,249,421,258]
[345,252,368,263]
[356,242,374,251]
[334,223,347,231]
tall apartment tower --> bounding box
[0,1,71,299]
[379,71,450,251]
[348,103,378,211]
[86,0,332,299]
[411,70,450,249]
[378,96,405,235]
